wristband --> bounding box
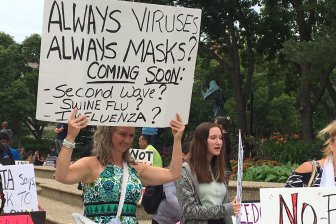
[63,139,76,149]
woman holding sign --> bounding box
[55,108,185,224]
[176,122,240,224]
[285,120,336,187]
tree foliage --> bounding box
[1,0,336,148]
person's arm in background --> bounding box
[164,181,182,217]
[55,124,64,133]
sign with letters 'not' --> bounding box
[36,0,202,127]
[130,148,153,165]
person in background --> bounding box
[176,122,240,224]
[33,150,45,166]
[55,108,185,223]
[0,132,21,160]
[138,134,163,167]
[285,120,336,187]
[141,127,159,148]
[152,141,191,224]
[27,150,34,163]
[213,116,232,175]
[19,147,28,160]
[1,121,13,144]
[55,123,68,154]
[49,147,58,157]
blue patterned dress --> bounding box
[83,163,142,224]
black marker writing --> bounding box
[87,63,138,82]
[47,36,117,61]
[132,7,199,34]
[122,39,186,64]
[48,1,121,34]
[53,84,114,99]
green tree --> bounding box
[0,33,26,89]
[21,34,41,65]
[0,32,47,143]
[262,0,336,141]
[175,0,262,135]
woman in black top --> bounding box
[285,120,336,187]
[33,150,45,166]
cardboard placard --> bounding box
[260,187,336,223]
[15,161,30,165]
[0,211,46,224]
[231,201,261,224]
[0,164,38,213]
[37,0,202,127]
[129,148,153,165]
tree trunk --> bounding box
[299,64,313,142]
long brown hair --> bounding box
[93,126,132,166]
[189,122,226,183]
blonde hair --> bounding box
[318,120,336,157]
[93,126,132,166]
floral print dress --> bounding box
[83,163,142,224]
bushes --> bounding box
[255,132,324,164]
[242,162,298,183]
[231,159,297,183]
[258,138,323,164]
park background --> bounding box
[0,0,336,183]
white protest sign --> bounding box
[260,187,336,223]
[232,202,261,224]
[236,129,244,223]
[36,0,202,127]
[15,161,30,165]
[130,148,153,165]
[0,164,38,213]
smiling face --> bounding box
[111,127,135,154]
[206,127,223,161]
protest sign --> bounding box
[236,129,244,223]
[232,201,261,224]
[15,161,30,165]
[0,211,46,224]
[36,0,202,127]
[0,164,38,213]
[129,148,153,165]
[260,187,336,223]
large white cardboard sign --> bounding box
[260,187,336,223]
[0,164,38,213]
[36,0,202,127]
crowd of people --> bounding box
[52,109,241,224]
[0,120,61,166]
[1,112,336,223]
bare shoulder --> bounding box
[295,161,314,173]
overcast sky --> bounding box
[0,0,44,43]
